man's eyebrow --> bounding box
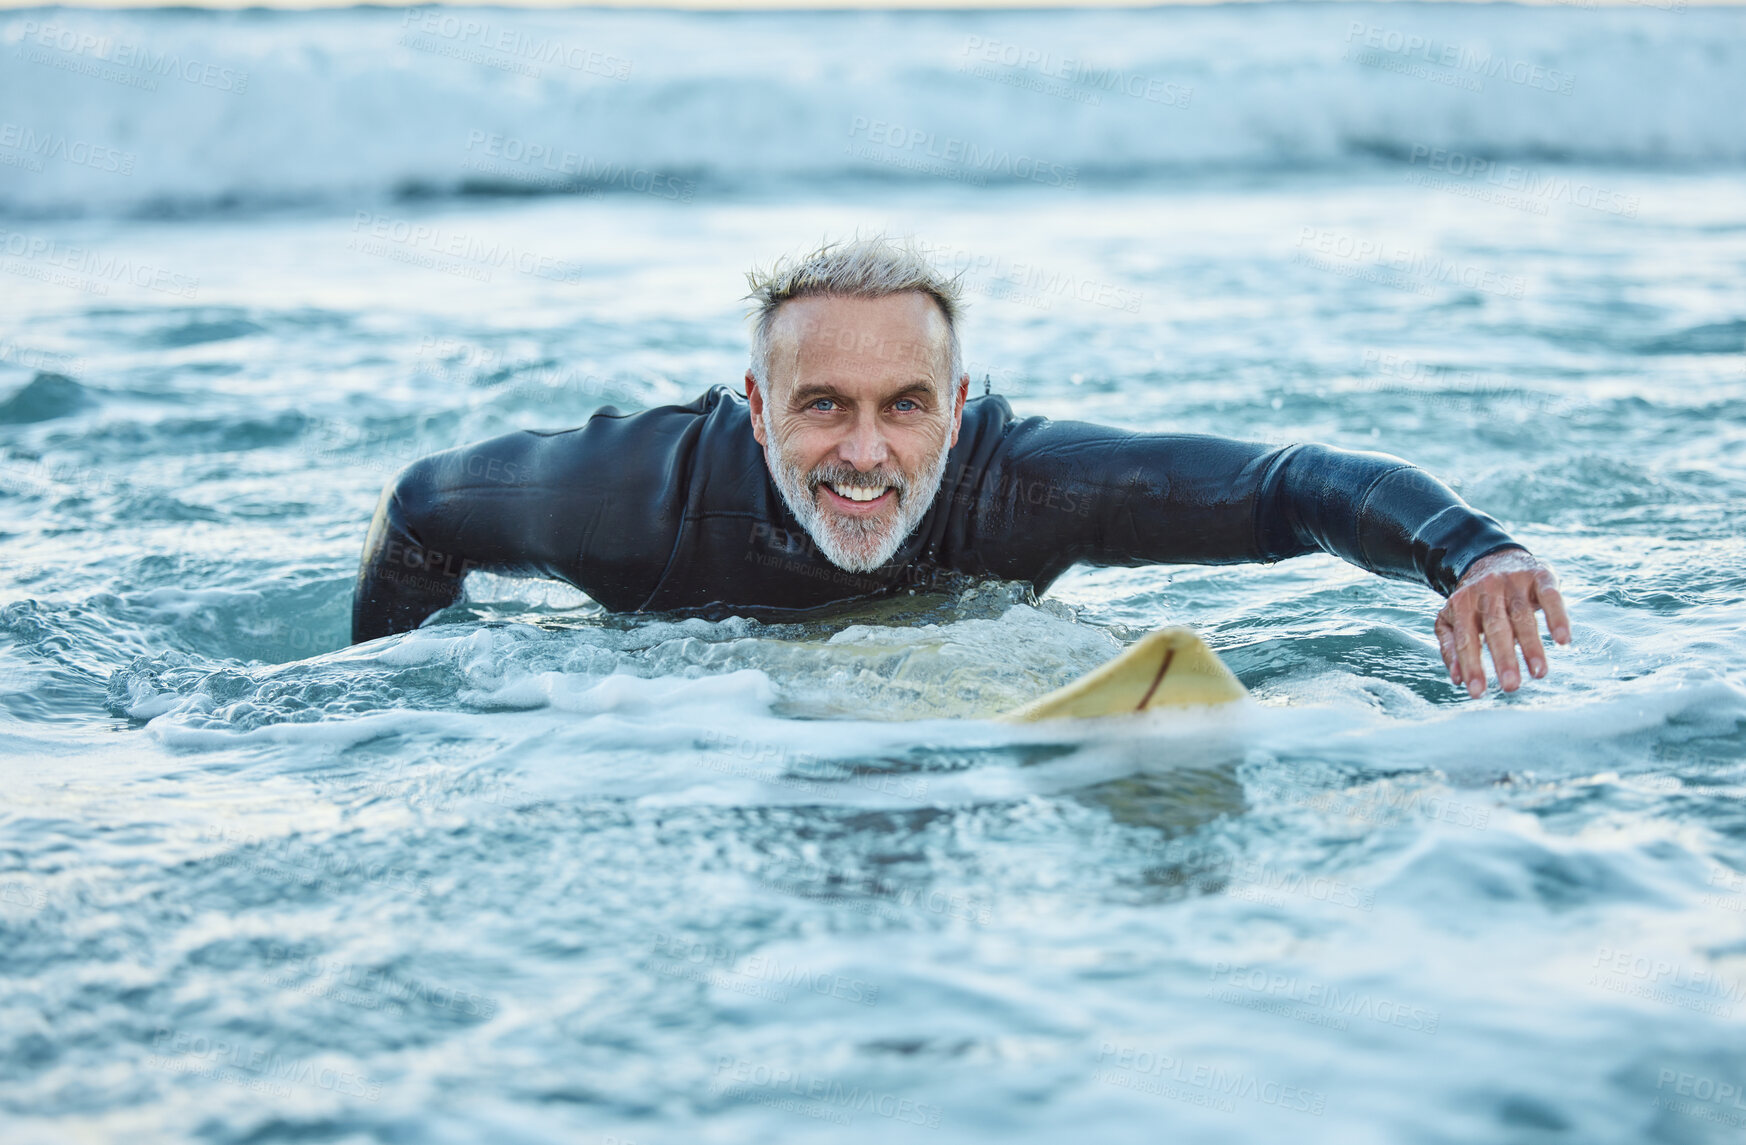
[787,380,941,404]
[787,382,843,403]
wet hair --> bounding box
[743,234,966,391]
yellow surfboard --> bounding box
[998,627,1247,721]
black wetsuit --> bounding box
[350,386,1522,643]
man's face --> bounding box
[746,292,969,573]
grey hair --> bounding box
[743,235,966,391]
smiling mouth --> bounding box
[826,483,890,503]
[816,481,898,513]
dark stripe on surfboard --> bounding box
[1135,647,1177,711]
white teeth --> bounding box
[829,483,889,503]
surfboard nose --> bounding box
[998,627,1248,722]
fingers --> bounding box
[1440,562,1572,698]
[1532,570,1572,645]
[1454,598,1487,698]
[1508,589,1547,679]
[1435,611,1459,685]
[1431,614,1459,684]
[1480,592,1520,693]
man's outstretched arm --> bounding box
[1252,442,1570,696]
[1249,442,1514,594]
[349,418,685,643]
[350,437,562,644]
[992,424,1568,696]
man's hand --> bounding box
[1435,547,1571,698]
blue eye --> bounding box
[810,398,836,411]
[894,399,918,412]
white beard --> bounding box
[760,403,952,574]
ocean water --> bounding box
[3,4,1746,1142]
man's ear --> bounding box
[745,370,766,448]
[949,373,970,448]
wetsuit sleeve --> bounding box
[986,423,1523,597]
[1247,442,1525,595]
[349,422,683,643]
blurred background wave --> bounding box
[3,4,1743,217]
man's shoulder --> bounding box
[954,393,1103,467]
[510,386,759,488]
[533,384,747,437]
[406,386,752,501]
[961,391,1016,431]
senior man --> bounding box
[350,236,1569,697]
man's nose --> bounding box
[836,412,890,471]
